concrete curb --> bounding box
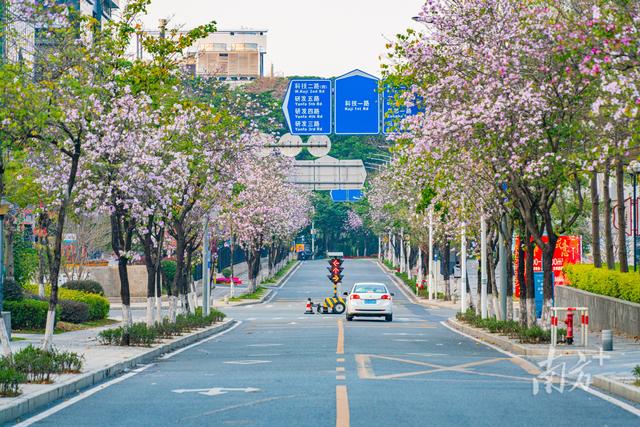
[591,375,640,404]
[273,261,301,289]
[375,260,455,309]
[230,289,274,307]
[375,260,421,305]
[446,318,598,357]
[0,320,237,425]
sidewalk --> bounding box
[378,259,640,404]
[447,317,640,404]
[376,259,459,311]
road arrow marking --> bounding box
[172,387,260,397]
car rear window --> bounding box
[354,284,387,294]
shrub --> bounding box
[564,264,640,304]
[58,289,109,321]
[63,280,104,296]
[456,309,554,344]
[99,323,157,347]
[13,345,58,383]
[13,237,38,286]
[54,350,84,374]
[222,267,232,278]
[633,365,640,387]
[58,299,90,324]
[99,309,226,346]
[3,279,24,301]
[161,260,177,284]
[0,358,26,397]
[5,299,60,330]
[24,284,110,321]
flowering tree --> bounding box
[229,154,312,293]
[379,0,606,324]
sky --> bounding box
[141,0,425,78]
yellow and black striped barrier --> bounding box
[323,296,346,314]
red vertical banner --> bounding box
[514,235,582,297]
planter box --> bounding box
[555,286,640,337]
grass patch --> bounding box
[15,318,119,335]
[261,260,297,284]
[229,287,268,301]
[10,337,26,342]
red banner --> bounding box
[514,235,582,297]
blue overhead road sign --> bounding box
[330,189,363,202]
[383,87,422,134]
[283,79,332,135]
[334,69,380,135]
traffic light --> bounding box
[327,257,344,284]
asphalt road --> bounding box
[16,259,640,426]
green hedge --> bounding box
[563,264,640,304]
[24,284,110,320]
[63,280,104,296]
[4,300,60,330]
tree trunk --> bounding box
[246,247,261,293]
[487,236,501,320]
[43,147,81,351]
[603,161,615,269]
[505,226,514,322]
[443,241,451,300]
[525,233,536,327]
[541,232,558,327]
[140,223,156,327]
[590,170,602,267]
[517,235,527,326]
[616,156,628,272]
[172,223,186,318]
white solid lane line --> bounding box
[17,322,243,426]
[441,321,640,418]
[15,364,156,427]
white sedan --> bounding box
[344,282,394,322]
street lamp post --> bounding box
[0,197,11,355]
[428,210,434,300]
[628,161,640,272]
[481,214,488,319]
[460,221,467,313]
[202,218,210,316]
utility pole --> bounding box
[499,216,508,320]
[461,221,467,312]
[311,221,316,260]
[202,218,210,316]
[428,211,434,300]
[481,215,488,319]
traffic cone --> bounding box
[305,298,314,314]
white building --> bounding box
[184,29,268,84]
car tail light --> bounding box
[350,294,360,300]
[381,294,391,300]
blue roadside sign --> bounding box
[330,189,363,202]
[382,87,422,134]
[334,69,380,135]
[282,79,332,135]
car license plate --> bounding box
[364,299,376,304]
